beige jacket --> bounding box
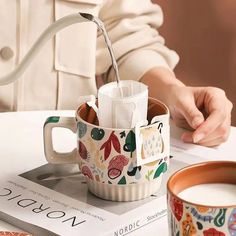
[0,0,179,111]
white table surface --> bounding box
[0,111,235,236]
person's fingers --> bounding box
[172,116,193,131]
[170,86,232,146]
[197,137,227,147]
[192,111,224,143]
[182,129,229,147]
[192,88,233,143]
[197,117,231,146]
[192,99,229,143]
[176,94,205,130]
[182,132,223,147]
[181,131,193,143]
[182,114,231,146]
[182,130,228,147]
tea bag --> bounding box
[98,80,148,129]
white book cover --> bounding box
[0,141,208,236]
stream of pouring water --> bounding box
[90,16,124,97]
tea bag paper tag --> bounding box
[134,115,169,166]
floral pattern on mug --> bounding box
[91,128,105,141]
[170,196,183,222]
[108,155,129,180]
[123,130,136,158]
[77,120,169,185]
[228,208,236,235]
[168,192,236,236]
[100,131,121,160]
[78,122,87,138]
[81,166,94,180]
[182,213,197,236]
[140,126,164,159]
[127,163,142,180]
[78,141,89,160]
[203,228,225,236]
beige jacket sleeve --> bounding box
[96,0,179,82]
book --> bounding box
[0,142,207,236]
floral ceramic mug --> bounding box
[44,97,170,201]
[167,161,236,236]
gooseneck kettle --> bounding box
[0,13,120,86]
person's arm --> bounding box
[97,0,233,146]
[96,0,179,82]
[140,67,233,147]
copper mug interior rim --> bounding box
[75,97,169,130]
[167,161,236,208]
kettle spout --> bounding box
[79,12,95,22]
[0,11,120,88]
[0,13,98,86]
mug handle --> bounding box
[43,116,78,164]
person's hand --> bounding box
[140,67,233,146]
[167,85,233,146]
